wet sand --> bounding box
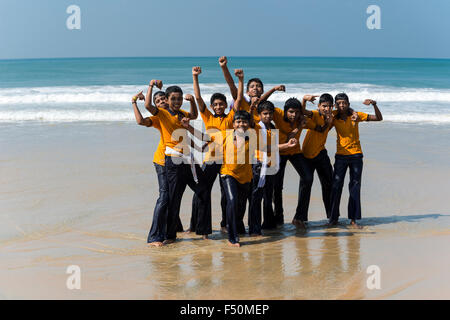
[0,122,449,299]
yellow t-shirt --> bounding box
[220,130,253,184]
[333,111,368,155]
[240,98,250,111]
[302,110,331,159]
[272,107,303,155]
[148,116,165,166]
[155,108,190,156]
[200,108,235,163]
[231,97,251,112]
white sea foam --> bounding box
[0,109,449,124]
[0,83,449,124]
[1,83,450,105]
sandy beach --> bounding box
[1,121,449,299]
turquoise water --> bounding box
[0,57,449,124]
[1,57,449,88]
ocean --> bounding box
[1,57,449,124]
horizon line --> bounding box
[1,55,450,62]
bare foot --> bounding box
[148,241,164,247]
[202,235,209,240]
[163,239,175,245]
[184,229,191,234]
[349,220,363,229]
[227,241,241,247]
[220,227,228,233]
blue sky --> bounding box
[0,0,449,59]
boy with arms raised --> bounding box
[219,56,285,118]
[145,83,201,244]
[189,66,241,238]
[329,93,382,227]
[131,82,183,246]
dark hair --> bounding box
[233,110,251,122]
[153,91,165,103]
[210,92,227,105]
[247,78,264,92]
[165,86,183,98]
[319,93,333,105]
[334,93,349,103]
[284,97,302,112]
[257,100,275,114]
[283,97,302,121]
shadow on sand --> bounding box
[198,213,449,246]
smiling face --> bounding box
[258,109,273,125]
[233,118,249,133]
[318,101,333,115]
[247,81,264,98]
[211,98,227,116]
[167,92,183,111]
[285,107,300,123]
[335,99,350,115]
[154,94,168,109]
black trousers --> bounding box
[147,163,184,243]
[293,149,333,221]
[329,153,364,222]
[147,163,169,243]
[190,163,227,235]
[165,156,199,240]
[273,153,310,224]
[249,162,276,235]
[222,175,251,244]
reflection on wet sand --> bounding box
[145,226,364,299]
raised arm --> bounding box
[132,91,152,127]
[260,85,285,103]
[185,94,198,120]
[248,97,260,128]
[144,80,161,115]
[192,66,207,113]
[234,68,244,111]
[363,99,383,121]
[301,95,318,118]
[219,56,238,100]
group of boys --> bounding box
[131,57,383,247]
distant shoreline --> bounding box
[2,56,450,62]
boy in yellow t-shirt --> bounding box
[329,93,383,227]
[248,100,299,235]
[189,66,241,238]
[288,93,335,227]
[270,98,308,226]
[145,84,202,244]
[220,109,254,247]
[131,84,183,246]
